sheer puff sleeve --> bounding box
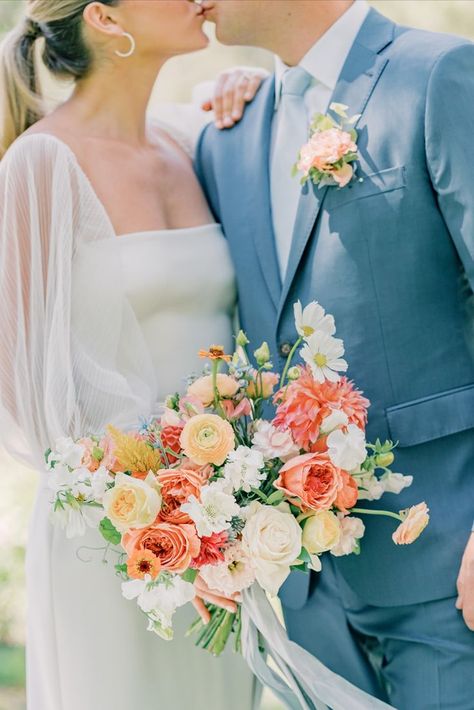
[0,134,155,468]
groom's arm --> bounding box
[424,40,474,631]
[194,125,222,223]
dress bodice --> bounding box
[117,223,236,401]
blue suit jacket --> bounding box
[195,9,474,608]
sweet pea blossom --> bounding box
[251,420,299,462]
[330,515,365,556]
[327,424,367,471]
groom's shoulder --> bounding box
[388,21,473,74]
[196,75,274,161]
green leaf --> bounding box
[329,102,349,118]
[92,446,104,462]
[182,568,198,584]
[298,547,312,564]
[250,487,268,503]
[266,490,285,506]
[44,448,52,464]
[291,562,309,573]
[99,517,121,545]
[115,563,128,575]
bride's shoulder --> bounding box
[1,127,80,175]
[148,102,212,160]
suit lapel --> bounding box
[238,77,281,311]
[277,9,396,319]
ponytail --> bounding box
[0,0,120,159]
[0,19,44,158]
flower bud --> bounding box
[236,330,250,347]
[254,342,271,366]
[375,452,394,468]
[287,366,301,381]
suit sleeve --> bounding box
[194,124,222,223]
[425,42,474,292]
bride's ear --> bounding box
[82,1,124,41]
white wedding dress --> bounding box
[0,130,256,710]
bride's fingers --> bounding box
[230,75,252,123]
[243,72,266,102]
[192,596,212,624]
[220,76,239,128]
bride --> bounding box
[0,1,266,708]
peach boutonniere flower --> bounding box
[293,103,360,189]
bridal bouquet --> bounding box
[47,301,429,656]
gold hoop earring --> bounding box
[114,32,136,58]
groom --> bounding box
[196,0,474,707]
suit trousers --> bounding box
[283,557,474,709]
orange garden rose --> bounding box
[180,413,235,466]
[187,374,240,407]
[123,522,200,574]
[126,549,161,580]
[158,466,204,524]
[334,470,359,513]
[275,451,343,511]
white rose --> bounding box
[302,510,341,555]
[327,424,367,471]
[103,472,162,533]
[242,502,302,596]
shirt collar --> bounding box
[274,0,370,109]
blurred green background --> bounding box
[0,1,473,709]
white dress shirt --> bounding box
[270,0,370,278]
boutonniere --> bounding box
[293,103,361,189]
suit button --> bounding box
[279,342,293,357]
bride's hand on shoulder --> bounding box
[202,66,270,130]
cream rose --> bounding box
[242,502,302,596]
[180,413,235,466]
[302,510,341,555]
[103,472,162,533]
[187,374,240,407]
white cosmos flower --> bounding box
[294,300,336,338]
[300,331,348,383]
[380,472,413,494]
[181,482,240,537]
[223,446,265,493]
[330,515,365,556]
[327,424,367,471]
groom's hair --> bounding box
[0,0,120,158]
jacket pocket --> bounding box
[327,165,406,210]
[386,383,474,447]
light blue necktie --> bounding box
[271,66,312,278]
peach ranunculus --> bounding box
[187,374,240,407]
[334,470,359,513]
[273,368,369,450]
[275,451,343,511]
[392,503,430,545]
[246,370,280,399]
[180,414,235,466]
[157,466,204,524]
[123,522,200,574]
[297,128,357,177]
[126,549,161,580]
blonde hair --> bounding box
[0,0,119,158]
